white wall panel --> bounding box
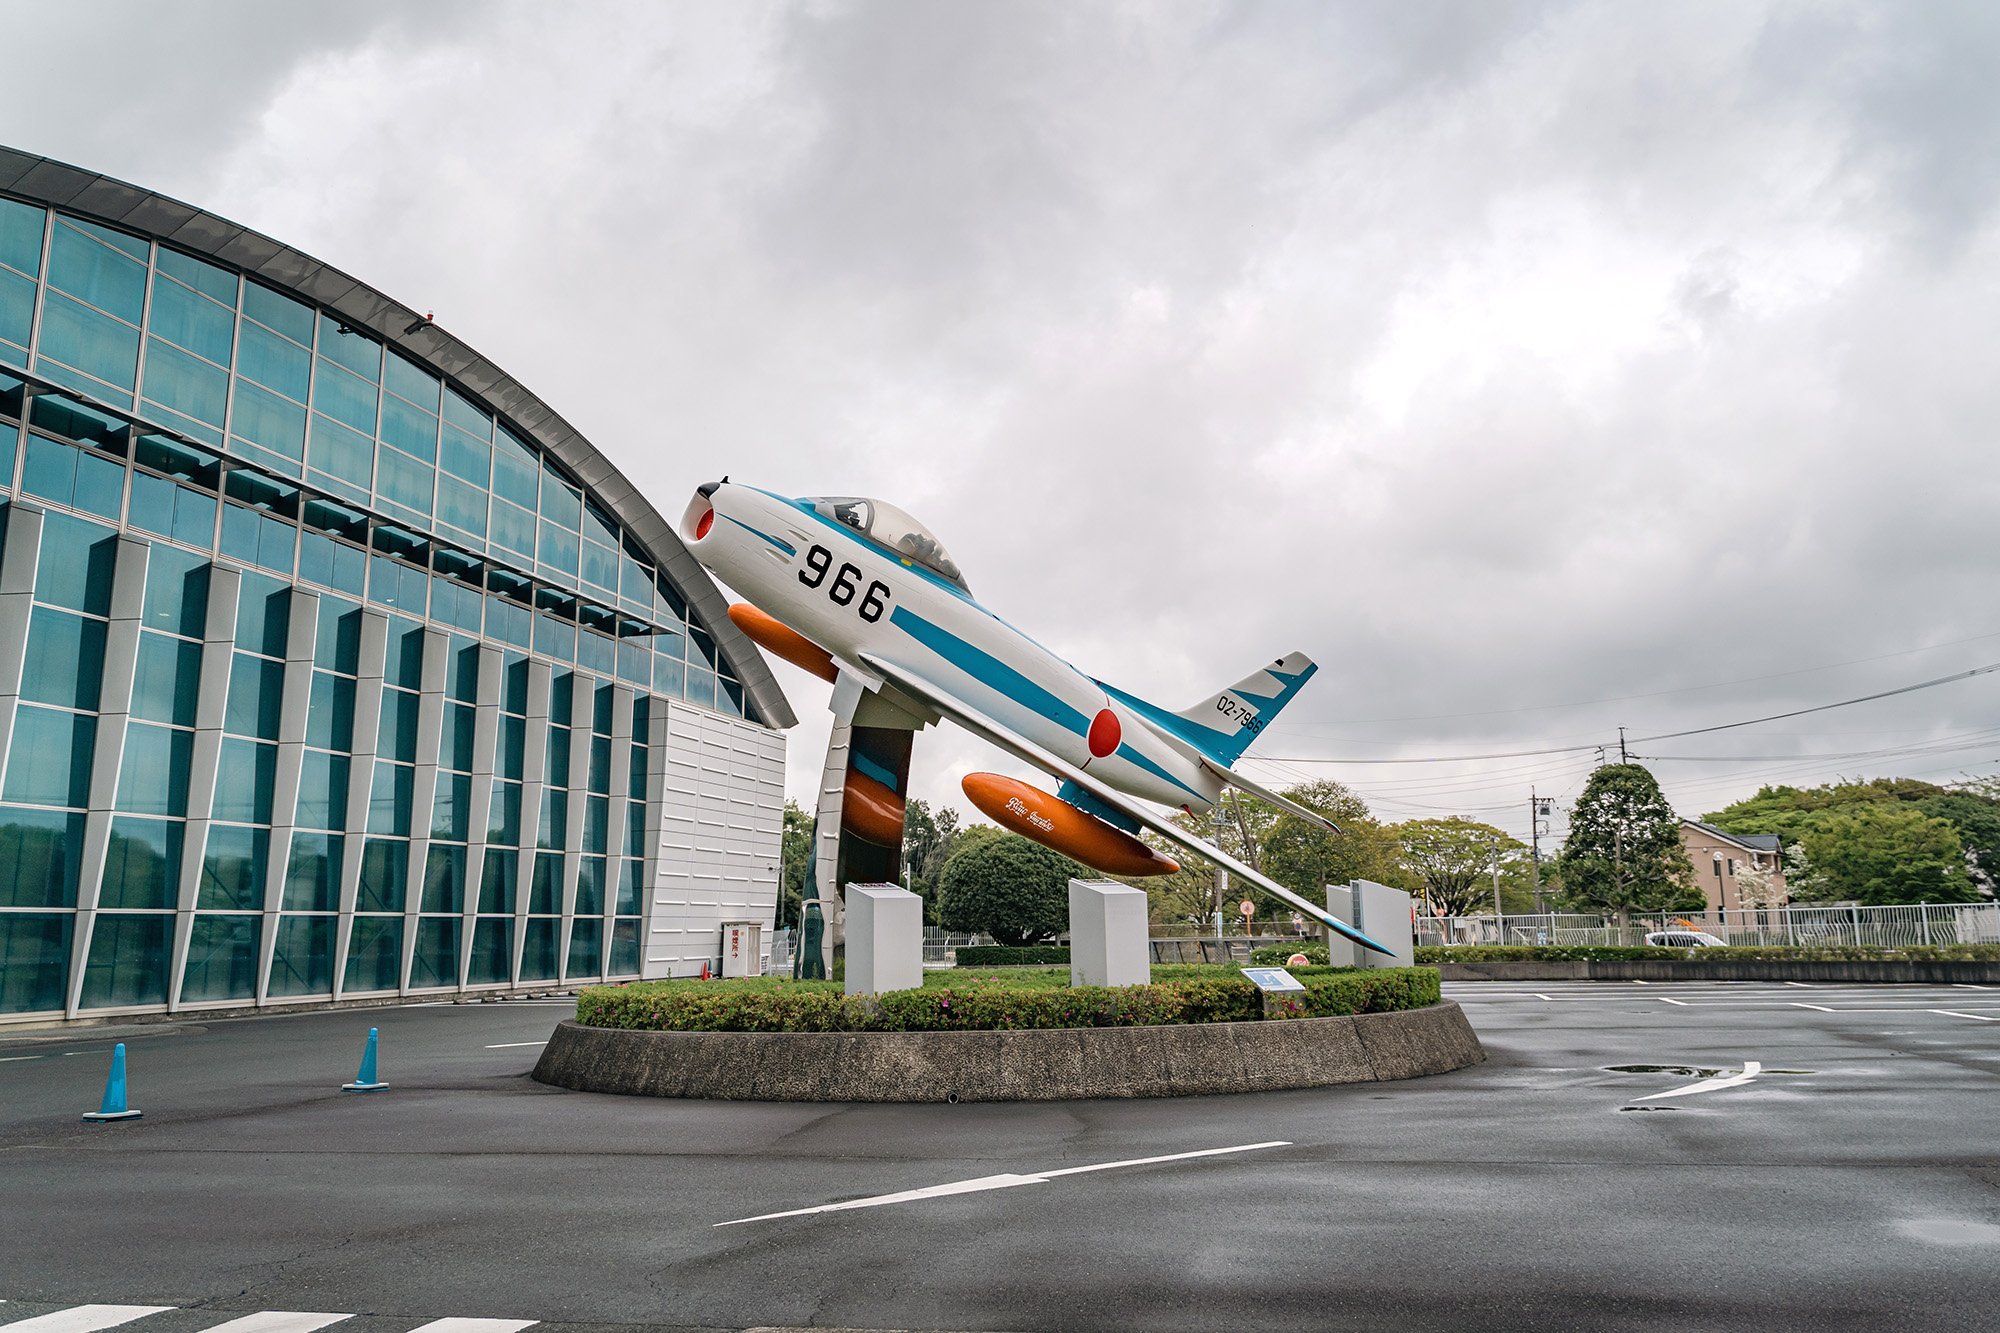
[644,704,785,978]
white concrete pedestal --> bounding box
[1068,879,1151,988]
[844,883,924,996]
[1325,880,1416,968]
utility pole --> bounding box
[1529,789,1546,915]
[1211,801,1229,937]
[1618,727,1628,764]
[1490,833,1504,922]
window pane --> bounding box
[358,837,409,912]
[211,738,276,822]
[298,530,366,596]
[128,637,200,730]
[368,761,413,835]
[40,291,140,389]
[610,919,640,977]
[0,197,44,276]
[344,915,403,992]
[236,573,291,656]
[442,384,488,437]
[243,282,313,345]
[437,474,486,536]
[22,607,106,711]
[147,279,234,365]
[479,847,518,914]
[0,808,85,908]
[306,673,356,749]
[468,917,512,985]
[530,850,560,913]
[296,752,349,830]
[80,912,169,1009]
[197,823,267,910]
[142,338,229,426]
[384,352,439,411]
[318,315,381,382]
[142,545,210,637]
[432,773,471,841]
[576,856,604,916]
[538,522,579,575]
[269,914,332,997]
[237,319,311,400]
[377,689,419,762]
[313,360,378,434]
[617,859,643,914]
[380,392,436,462]
[422,844,466,913]
[566,917,602,980]
[181,914,259,1002]
[156,248,237,305]
[315,598,362,674]
[519,916,556,982]
[116,721,192,816]
[0,912,71,1013]
[0,266,36,348]
[225,654,285,739]
[490,497,535,556]
[377,447,434,515]
[284,831,341,910]
[48,223,145,320]
[439,423,490,485]
[411,916,460,988]
[4,705,95,807]
[232,381,308,459]
[101,815,182,909]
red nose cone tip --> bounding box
[1087,707,1121,759]
[693,506,714,540]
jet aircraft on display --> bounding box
[681,480,1392,956]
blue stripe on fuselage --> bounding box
[888,606,1203,800]
[721,514,796,555]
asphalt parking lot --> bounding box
[3,980,1999,1333]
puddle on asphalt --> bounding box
[1897,1219,2000,1246]
[1617,1106,1684,1113]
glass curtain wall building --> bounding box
[0,149,792,1022]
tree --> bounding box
[936,833,1083,945]
[776,800,813,928]
[900,796,964,923]
[1794,806,1976,905]
[1554,763,1702,918]
[1394,817,1526,917]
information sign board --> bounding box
[1240,967,1306,993]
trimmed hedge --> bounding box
[1249,943,1331,966]
[956,945,1071,967]
[575,965,1440,1032]
[1414,944,2000,963]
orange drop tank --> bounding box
[841,769,907,847]
[961,772,1179,877]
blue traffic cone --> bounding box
[82,1042,141,1122]
[342,1027,388,1092]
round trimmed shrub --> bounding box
[936,835,1081,946]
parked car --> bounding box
[1644,929,1728,948]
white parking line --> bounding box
[1659,998,1690,1006]
[1639,1061,1762,1101]
[715,1141,1292,1227]
[0,1307,173,1333]
[200,1313,353,1333]
[483,1041,548,1048]
[1931,1010,2000,1022]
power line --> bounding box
[1267,628,2000,732]
[1257,658,2000,766]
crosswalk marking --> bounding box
[1,1306,171,1333]
[198,1313,351,1333]
[405,1320,539,1333]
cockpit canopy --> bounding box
[809,496,968,592]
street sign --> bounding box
[1240,967,1306,993]
[1238,898,1255,918]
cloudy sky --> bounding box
[8,0,2000,844]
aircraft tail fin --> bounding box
[1167,652,1316,766]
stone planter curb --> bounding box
[531,1000,1484,1102]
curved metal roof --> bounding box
[0,145,794,729]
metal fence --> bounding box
[763,926,994,974]
[1417,902,2000,949]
